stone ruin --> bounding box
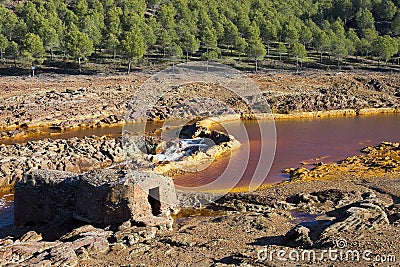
[14,169,180,233]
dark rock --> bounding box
[282,225,313,248]
[386,204,400,226]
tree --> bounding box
[246,22,266,72]
[201,27,218,61]
[73,0,88,21]
[21,33,45,66]
[0,6,21,40]
[346,28,360,58]
[331,0,353,22]
[142,17,157,49]
[120,29,146,74]
[104,33,120,60]
[375,0,397,21]
[40,25,59,60]
[356,28,378,62]
[316,0,333,23]
[177,21,200,62]
[330,34,348,69]
[105,6,122,37]
[312,29,330,62]
[352,0,372,11]
[358,37,372,59]
[159,29,173,57]
[65,23,94,72]
[5,41,18,67]
[254,12,277,55]
[82,12,104,53]
[0,34,7,59]
[222,20,242,55]
[330,19,346,36]
[299,23,313,46]
[283,23,299,47]
[363,28,379,42]
[277,42,287,61]
[197,7,214,33]
[290,42,307,70]
[166,42,183,67]
[392,12,400,36]
[158,3,177,39]
[372,35,399,67]
[236,36,247,62]
[355,8,375,35]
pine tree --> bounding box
[392,12,400,35]
[372,35,399,67]
[330,34,348,69]
[313,29,330,63]
[356,8,375,35]
[120,28,146,74]
[177,21,200,62]
[6,41,19,67]
[246,22,266,72]
[277,42,287,62]
[65,23,94,72]
[290,42,307,70]
[21,33,45,65]
[222,20,242,55]
[0,34,8,59]
[283,23,299,47]
[201,27,218,61]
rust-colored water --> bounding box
[174,114,400,190]
[1,114,399,227]
[0,122,166,145]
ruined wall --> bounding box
[14,169,180,229]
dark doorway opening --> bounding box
[148,187,161,216]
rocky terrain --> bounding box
[1,71,400,140]
[0,71,399,266]
[254,73,400,114]
[0,137,126,188]
[0,120,237,188]
[0,168,180,266]
[0,170,399,266]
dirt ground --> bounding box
[78,176,400,266]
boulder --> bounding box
[317,197,389,247]
[282,225,313,248]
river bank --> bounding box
[0,71,399,140]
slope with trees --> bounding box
[0,0,398,73]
